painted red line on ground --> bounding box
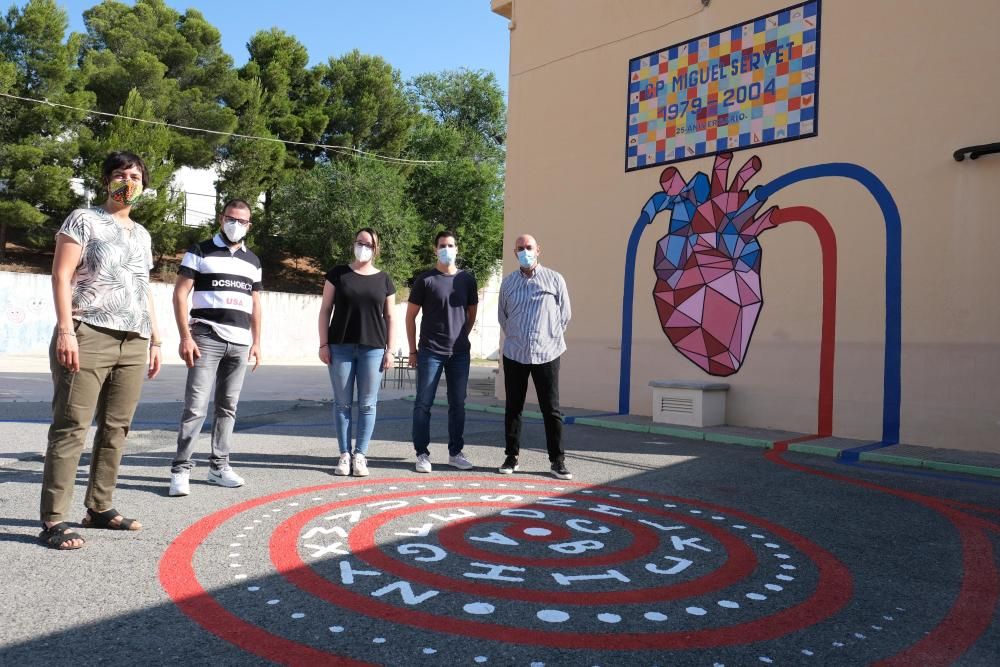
[159,482,375,666]
[774,207,837,436]
[500,517,574,542]
[772,434,825,453]
[944,498,1000,516]
[435,510,654,568]
[343,499,744,602]
[763,450,999,666]
[270,487,851,649]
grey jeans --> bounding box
[171,324,249,473]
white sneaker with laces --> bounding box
[334,452,351,476]
[415,453,432,473]
[207,467,244,488]
[448,452,473,470]
[169,470,190,496]
[352,453,369,477]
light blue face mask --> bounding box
[437,246,457,265]
[516,249,536,268]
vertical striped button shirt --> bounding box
[498,264,571,364]
[178,234,262,346]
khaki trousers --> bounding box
[40,322,147,523]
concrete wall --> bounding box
[0,270,501,365]
[494,0,1000,452]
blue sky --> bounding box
[29,0,511,91]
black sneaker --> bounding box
[498,455,519,474]
[551,462,573,480]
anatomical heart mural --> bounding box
[652,152,778,376]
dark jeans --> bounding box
[503,355,564,463]
[412,349,471,456]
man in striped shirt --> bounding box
[498,234,573,480]
[168,199,262,496]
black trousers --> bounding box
[503,355,564,463]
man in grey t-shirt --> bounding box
[406,230,479,473]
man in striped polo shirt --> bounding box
[497,234,573,480]
[168,199,262,496]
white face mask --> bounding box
[223,219,248,243]
[437,247,457,265]
[354,243,374,263]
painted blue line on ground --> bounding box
[838,459,1000,487]
[838,440,895,462]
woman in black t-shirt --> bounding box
[317,228,396,477]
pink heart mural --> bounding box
[652,152,778,376]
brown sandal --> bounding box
[82,507,142,531]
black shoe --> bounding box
[499,455,519,474]
[551,462,573,480]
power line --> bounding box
[168,189,218,199]
[0,91,445,166]
[512,3,707,77]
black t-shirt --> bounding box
[325,265,396,349]
[409,269,479,355]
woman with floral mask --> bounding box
[317,228,396,476]
[39,151,162,550]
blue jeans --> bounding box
[412,349,470,456]
[328,344,385,455]
[172,324,250,473]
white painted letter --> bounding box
[552,569,630,586]
[367,500,410,511]
[670,536,712,552]
[589,504,632,517]
[394,523,434,537]
[501,509,545,519]
[566,519,610,534]
[302,525,349,540]
[645,556,693,575]
[371,581,439,605]
[549,540,605,554]
[397,543,448,562]
[429,509,476,523]
[638,519,685,532]
[463,562,526,582]
[304,543,348,557]
[469,532,519,546]
[339,560,380,584]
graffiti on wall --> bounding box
[620,153,902,446]
[1,273,56,356]
[653,153,777,376]
[626,0,821,171]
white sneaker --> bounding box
[169,471,190,496]
[352,453,369,477]
[334,452,351,476]
[415,453,432,473]
[448,452,473,470]
[207,467,244,488]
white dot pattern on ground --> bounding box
[193,478,851,664]
[537,610,570,623]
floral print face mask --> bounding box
[109,178,143,205]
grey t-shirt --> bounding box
[409,269,479,355]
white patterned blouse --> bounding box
[57,207,154,337]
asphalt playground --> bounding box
[0,363,998,666]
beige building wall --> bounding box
[492,0,1000,452]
